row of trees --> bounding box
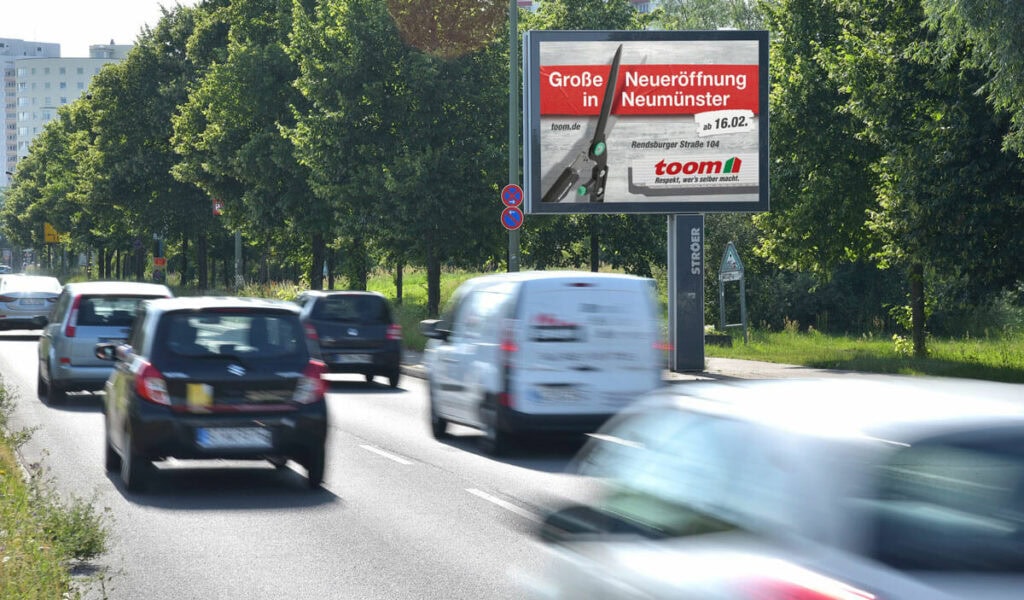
[2,0,1022,354]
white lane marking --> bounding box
[466,488,541,523]
[359,444,414,465]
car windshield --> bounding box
[863,428,1024,572]
[165,312,303,359]
[312,295,388,324]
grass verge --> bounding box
[705,329,1024,383]
[0,378,110,599]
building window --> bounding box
[16,68,26,77]
[59,67,66,75]
[59,82,67,89]
[76,67,84,75]
[60,97,67,104]
[43,67,50,75]
[44,82,51,89]
[77,82,84,90]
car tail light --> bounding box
[293,359,327,404]
[65,295,82,338]
[743,565,876,600]
[135,361,170,406]
[386,324,402,340]
[304,323,319,341]
[0,295,16,303]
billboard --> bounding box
[523,30,769,215]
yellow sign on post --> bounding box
[44,222,62,244]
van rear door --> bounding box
[511,276,662,415]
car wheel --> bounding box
[305,444,325,489]
[104,419,121,473]
[45,370,66,406]
[478,396,511,456]
[428,381,449,439]
[36,368,47,400]
[120,427,150,493]
[388,370,401,389]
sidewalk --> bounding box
[400,350,845,382]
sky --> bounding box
[3,0,201,58]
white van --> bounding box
[420,271,664,455]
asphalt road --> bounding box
[1,333,603,600]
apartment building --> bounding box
[2,39,130,186]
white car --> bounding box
[421,270,664,455]
[523,376,1024,599]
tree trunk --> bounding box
[352,236,368,290]
[327,250,336,290]
[394,259,403,306]
[181,235,189,285]
[197,233,208,290]
[427,246,441,317]
[590,220,600,272]
[311,232,325,290]
[910,261,927,358]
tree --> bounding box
[173,0,327,289]
[923,0,1024,157]
[291,0,508,314]
[823,0,1024,355]
[86,4,213,283]
[653,0,763,30]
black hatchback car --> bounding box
[97,297,328,492]
[296,291,402,388]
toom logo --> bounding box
[655,157,742,176]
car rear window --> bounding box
[312,295,389,324]
[165,312,304,359]
[865,428,1024,571]
[78,295,158,327]
[0,275,62,293]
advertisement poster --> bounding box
[523,30,769,215]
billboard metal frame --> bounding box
[523,29,769,215]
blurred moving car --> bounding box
[37,281,173,405]
[296,290,402,388]
[0,264,13,274]
[0,273,62,330]
[97,297,328,492]
[525,377,1024,599]
[420,271,663,455]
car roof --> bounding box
[299,290,386,299]
[639,376,1024,446]
[143,296,300,315]
[63,281,172,296]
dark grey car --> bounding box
[296,291,403,388]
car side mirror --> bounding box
[419,319,451,342]
[95,342,132,362]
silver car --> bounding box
[523,376,1024,599]
[0,274,62,330]
[38,281,172,404]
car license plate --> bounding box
[196,427,272,449]
[333,353,371,364]
[539,386,582,404]
[20,298,43,306]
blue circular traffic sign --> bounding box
[501,184,524,207]
[501,206,524,231]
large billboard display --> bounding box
[523,30,769,215]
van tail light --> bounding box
[135,361,170,406]
[499,319,519,409]
[743,564,876,600]
[65,295,82,338]
[293,359,327,404]
[386,324,402,341]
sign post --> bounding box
[718,241,748,343]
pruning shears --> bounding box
[543,44,623,204]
